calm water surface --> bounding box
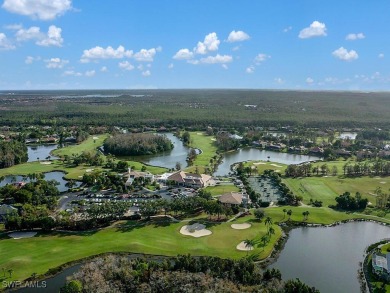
[271,221,390,293]
[27,145,59,162]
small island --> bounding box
[103,133,173,156]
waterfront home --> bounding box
[167,171,212,188]
[372,252,390,281]
[124,169,155,186]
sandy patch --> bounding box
[8,232,37,239]
[275,170,281,172]
[93,137,99,140]
[197,133,203,135]
[180,223,212,238]
[374,177,381,180]
[231,223,251,230]
[236,241,254,251]
[86,169,94,173]
[270,164,282,167]
[40,161,52,165]
[380,181,387,184]
[211,138,216,141]
[253,162,266,165]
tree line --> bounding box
[0,140,28,168]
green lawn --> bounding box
[0,217,280,282]
[204,185,240,196]
[185,132,218,173]
[284,176,390,207]
[126,160,168,175]
[244,161,287,175]
[52,134,109,157]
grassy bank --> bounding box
[204,185,240,196]
[186,132,218,173]
[52,134,109,157]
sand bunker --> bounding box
[180,223,212,238]
[236,241,254,251]
[253,162,266,165]
[270,163,282,167]
[93,137,99,140]
[8,232,37,239]
[211,138,216,141]
[380,181,387,184]
[86,169,94,173]
[231,223,252,230]
[40,161,52,165]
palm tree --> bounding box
[268,226,275,237]
[282,208,287,219]
[260,235,268,250]
[302,211,310,221]
[265,216,273,227]
[243,239,255,255]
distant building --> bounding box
[372,252,390,281]
[167,171,212,188]
[124,169,154,186]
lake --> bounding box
[125,133,193,170]
[270,221,390,293]
[0,171,79,193]
[27,145,59,162]
[214,148,320,176]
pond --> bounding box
[27,145,59,162]
[124,133,193,170]
[339,132,358,140]
[214,148,320,176]
[270,221,390,293]
[0,171,79,193]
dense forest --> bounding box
[61,254,319,293]
[104,133,173,156]
[0,140,28,168]
[1,89,390,128]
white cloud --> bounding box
[15,25,63,47]
[100,66,108,72]
[346,33,365,41]
[85,70,95,77]
[2,0,72,20]
[137,64,143,70]
[5,23,23,30]
[45,58,69,69]
[63,70,82,76]
[200,54,232,64]
[25,56,40,64]
[246,66,255,74]
[173,48,194,60]
[222,64,228,70]
[232,45,241,51]
[306,77,314,84]
[0,32,15,50]
[298,21,327,39]
[142,70,151,77]
[332,47,358,61]
[168,63,174,69]
[36,25,63,47]
[283,26,292,33]
[254,53,271,64]
[81,45,133,62]
[133,48,158,62]
[379,53,385,59]
[274,77,284,84]
[119,61,134,71]
[227,30,250,42]
[194,32,220,54]
[187,59,199,65]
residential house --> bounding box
[372,252,390,281]
[124,169,154,186]
[217,192,247,206]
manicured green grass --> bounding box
[284,176,390,207]
[381,242,390,254]
[244,161,287,174]
[185,132,218,173]
[52,134,109,157]
[126,160,168,175]
[204,185,240,196]
[0,217,280,282]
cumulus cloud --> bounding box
[85,70,95,77]
[0,32,15,50]
[332,47,358,61]
[187,59,199,65]
[133,48,158,62]
[2,0,72,20]
[254,53,271,64]
[15,25,63,47]
[199,54,232,64]
[100,66,108,72]
[118,61,134,71]
[173,48,194,60]
[45,58,69,69]
[194,32,220,54]
[378,53,385,59]
[142,70,151,77]
[306,77,314,84]
[63,70,82,76]
[283,26,292,33]
[5,23,23,30]
[227,30,250,42]
[25,56,40,64]
[298,21,327,39]
[81,45,133,62]
[246,66,255,74]
[346,33,365,41]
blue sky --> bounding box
[1,0,390,90]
